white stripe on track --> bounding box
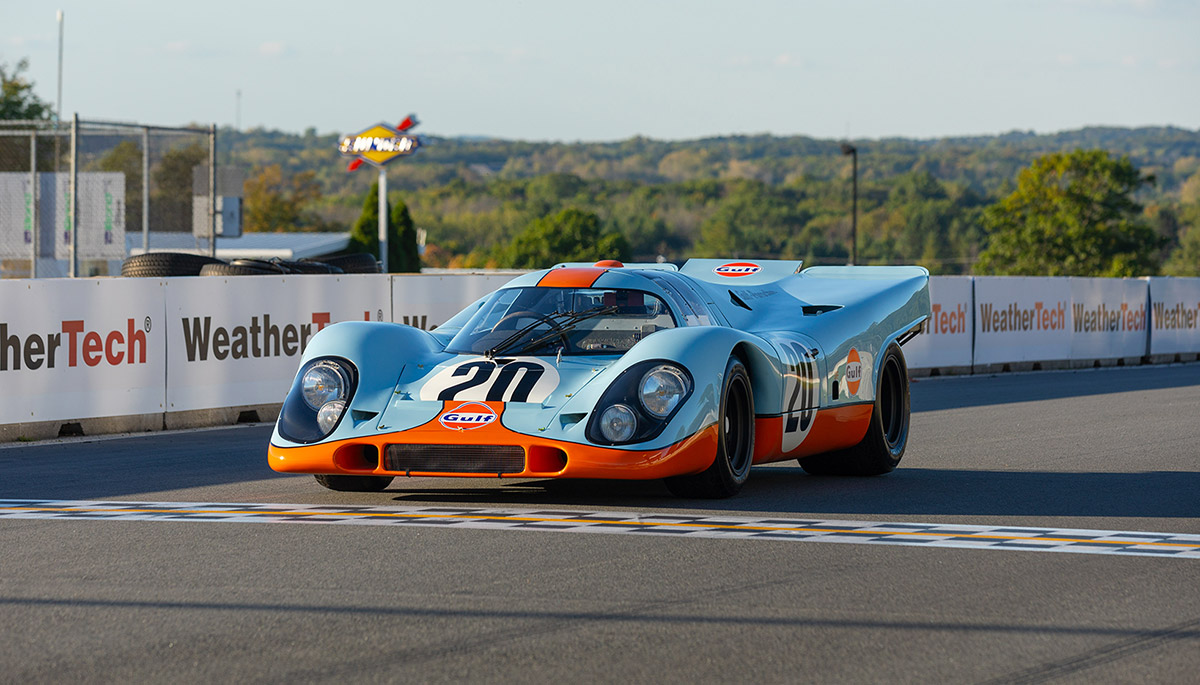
[2,499,1198,559]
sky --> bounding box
[3,0,1198,142]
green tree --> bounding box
[243,164,322,232]
[1163,224,1200,276]
[348,182,420,272]
[90,140,143,232]
[151,142,206,232]
[975,150,1164,277]
[503,208,629,268]
[1,59,53,120]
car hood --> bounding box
[377,354,617,435]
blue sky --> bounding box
[4,0,1198,141]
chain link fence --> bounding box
[0,118,214,278]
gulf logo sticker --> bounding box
[845,348,862,396]
[713,262,761,277]
[439,402,498,431]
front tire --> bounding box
[800,343,910,476]
[313,474,394,492]
[665,356,755,498]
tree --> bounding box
[1163,224,1200,276]
[503,208,629,268]
[91,140,143,232]
[1,59,53,120]
[243,164,322,232]
[151,142,206,232]
[348,182,420,272]
[975,150,1164,277]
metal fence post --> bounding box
[142,126,150,252]
[70,113,79,278]
[29,131,38,278]
[209,124,216,258]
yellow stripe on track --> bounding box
[2,500,1198,559]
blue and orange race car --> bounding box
[268,259,930,498]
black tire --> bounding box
[291,259,345,274]
[120,252,225,277]
[313,474,394,492]
[665,356,755,498]
[199,259,287,276]
[322,252,381,273]
[799,343,910,476]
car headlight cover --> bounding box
[316,399,347,434]
[639,365,690,418]
[599,404,637,443]
[302,360,350,410]
[278,357,358,444]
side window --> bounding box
[643,273,714,327]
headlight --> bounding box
[302,360,350,410]
[278,357,358,444]
[639,365,690,418]
[316,399,347,434]
[586,360,693,446]
[599,404,637,442]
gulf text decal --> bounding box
[439,402,498,430]
[1152,301,1200,331]
[1072,302,1147,333]
[929,303,967,335]
[1,319,148,371]
[979,301,1067,333]
[714,262,761,277]
[181,312,331,362]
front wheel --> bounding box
[665,356,755,498]
[313,474,394,492]
[800,343,910,476]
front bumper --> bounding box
[269,400,718,481]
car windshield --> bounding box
[445,287,677,357]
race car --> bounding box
[268,259,930,498]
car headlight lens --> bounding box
[278,357,358,444]
[302,360,350,410]
[599,404,637,443]
[316,399,347,434]
[639,365,690,418]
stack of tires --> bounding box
[119,252,381,277]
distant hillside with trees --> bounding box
[219,126,1200,275]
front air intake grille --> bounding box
[383,445,525,474]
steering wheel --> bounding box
[492,310,570,349]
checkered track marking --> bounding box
[1,499,1198,559]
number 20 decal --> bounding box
[420,358,560,404]
[780,342,819,454]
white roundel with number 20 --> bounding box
[420,357,560,403]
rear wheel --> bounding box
[665,356,754,498]
[313,474,394,492]
[800,343,910,476]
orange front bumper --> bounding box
[269,401,720,481]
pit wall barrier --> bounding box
[1,274,1198,440]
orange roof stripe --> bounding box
[536,267,607,288]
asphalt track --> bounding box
[1,364,1198,683]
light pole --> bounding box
[840,142,857,265]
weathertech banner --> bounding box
[1068,278,1148,360]
[973,277,1071,365]
[1146,277,1200,356]
[391,273,520,331]
[164,275,391,412]
[0,278,165,423]
[903,276,973,369]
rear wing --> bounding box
[679,259,803,285]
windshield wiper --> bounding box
[488,305,619,358]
